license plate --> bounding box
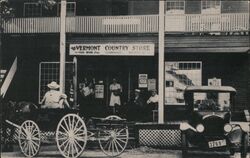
[208,139,226,148]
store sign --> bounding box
[208,77,221,86]
[138,74,148,88]
[95,85,104,99]
[69,43,155,56]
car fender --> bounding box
[231,121,250,133]
[180,122,196,132]
[228,127,242,144]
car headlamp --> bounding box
[224,124,232,133]
[196,124,205,133]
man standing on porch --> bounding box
[109,78,122,114]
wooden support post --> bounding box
[73,57,77,106]
[158,0,165,124]
[59,0,67,93]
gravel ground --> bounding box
[1,146,249,158]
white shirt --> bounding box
[43,90,66,108]
[147,94,159,104]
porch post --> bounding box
[59,0,67,93]
[73,56,78,106]
[158,0,165,124]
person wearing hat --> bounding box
[41,81,70,109]
[126,89,145,121]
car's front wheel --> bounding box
[181,132,188,158]
[240,132,249,158]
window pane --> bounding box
[221,1,249,13]
[165,1,184,14]
[185,1,201,14]
[202,0,220,14]
[58,2,76,16]
[24,3,42,17]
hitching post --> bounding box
[158,0,165,124]
[59,0,66,93]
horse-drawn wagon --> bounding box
[5,107,129,158]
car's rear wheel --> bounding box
[181,132,188,158]
[240,132,248,158]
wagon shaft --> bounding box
[6,120,21,129]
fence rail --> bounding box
[3,13,249,34]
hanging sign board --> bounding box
[138,74,148,88]
[69,43,155,56]
[148,79,156,91]
[95,85,104,99]
[208,77,221,86]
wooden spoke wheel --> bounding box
[18,120,41,157]
[98,115,129,157]
[56,114,87,158]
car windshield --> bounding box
[193,92,230,111]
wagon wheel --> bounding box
[56,114,87,158]
[18,120,41,157]
[98,115,129,157]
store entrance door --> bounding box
[76,57,130,118]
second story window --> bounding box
[166,0,185,14]
[57,2,76,16]
[202,0,221,14]
[24,3,42,17]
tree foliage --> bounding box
[0,0,14,32]
[0,0,14,21]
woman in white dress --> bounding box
[109,78,122,114]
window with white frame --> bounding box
[165,0,185,14]
[24,3,42,17]
[202,0,221,14]
[57,2,76,16]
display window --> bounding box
[165,61,202,105]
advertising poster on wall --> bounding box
[138,74,148,88]
[148,79,156,91]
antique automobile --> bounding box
[180,86,249,158]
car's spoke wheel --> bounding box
[56,114,87,158]
[19,120,41,157]
[98,115,128,157]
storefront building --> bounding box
[1,0,249,121]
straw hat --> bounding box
[47,81,60,89]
